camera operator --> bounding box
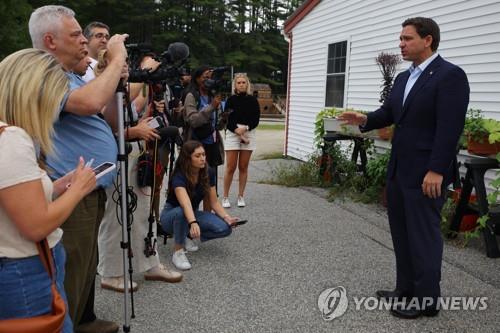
[82,21,110,82]
[183,65,225,171]
[29,5,127,333]
[86,46,183,292]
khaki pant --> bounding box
[61,188,106,326]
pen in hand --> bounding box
[85,158,95,168]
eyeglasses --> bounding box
[92,33,110,40]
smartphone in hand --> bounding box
[93,162,116,180]
[233,219,247,226]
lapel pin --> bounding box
[430,71,433,75]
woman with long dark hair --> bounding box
[159,141,240,270]
[183,66,224,168]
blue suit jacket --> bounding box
[363,55,470,188]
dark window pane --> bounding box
[325,75,345,107]
[325,41,347,106]
[335,43,341,57]
[326,41,347,74]
[327,60,333,73]
[334,59,341,73]
[340,57,346,72]
[328,44,334,58]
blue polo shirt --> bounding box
[46,72,117,188]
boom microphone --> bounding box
[164,42,189,63]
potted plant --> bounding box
[463,108,500,155]
[315,108,370,145]
[375,52,400,142]
[447,188,479,232]
[365,150,391,206]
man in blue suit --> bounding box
[340,17,469,319]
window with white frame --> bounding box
[325,41,347,107]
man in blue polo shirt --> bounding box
[29,5,127,333]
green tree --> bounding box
[6,0,305,93]
[0,0,32,59]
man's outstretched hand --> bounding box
[337,111,367,126]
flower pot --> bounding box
[451,188,477,204]
[459,214,479,232]
[316,155,332,183]
[467,135,500,156]
[378,127,393,140]
[323,118,362,135]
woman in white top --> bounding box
[0,49,96,333]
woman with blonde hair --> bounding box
[0,49,96,333]
[221,73,260,208]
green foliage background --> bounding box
[0,0,305,94]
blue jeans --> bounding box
[160,203,232,245]
[0,242,73,333]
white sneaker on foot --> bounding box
[237,196,246,207]
[172,250,191,270]
[101,276,138,293]
[144,263,183,283]
[222,197,231,208]
[185,238,199,252]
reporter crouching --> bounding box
[159,141,241,270]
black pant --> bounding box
[386,176,445,306]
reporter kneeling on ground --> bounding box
[160,140,240,270]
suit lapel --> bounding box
[400,55,443,117]
[392,71,409,123]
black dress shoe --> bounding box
[391,307,440,319]
[376,289,408,300]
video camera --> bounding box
[204,66,230,96]
[126,42,190,84]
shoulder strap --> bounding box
[36,239,56,281]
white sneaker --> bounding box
[101,276,138,293]
[237,196,246,207]
[222,197,231,208]
[144,263,183,283]
[172,250,191,270]
[185,238,199,252]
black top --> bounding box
[166,167,216,209]
[225,93,260,132]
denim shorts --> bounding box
[0,242,73,333]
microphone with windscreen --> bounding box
[161,42,189,64]
[127,41,190,83]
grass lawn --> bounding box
[257,123,285,131]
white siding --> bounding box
[287,0,500,160]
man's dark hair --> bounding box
[83,21,110,39]
[402,17,440,51]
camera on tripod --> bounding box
[204,66,230,96]
[126,42,190,84]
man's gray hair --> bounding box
[29,5,75,50]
